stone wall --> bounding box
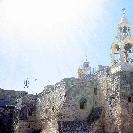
[97,68,122,132]
[15,94,38,133]
[0,89,28,133]
[0,88,27,105]
[0,106,15,133]
[118,71,133,132]
[56,78,95,121]
[36,85,59,133]
[96,67,133,133]
[35,77,97,132]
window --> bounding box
[94,88,97,95]
[123,26,127,33]
[52,106,54,112]
[109,96,115,105]
[28,109,32,116]
[128,97,131,102]
[28,124,30,128]
[79,98,87,109]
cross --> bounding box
[122,8,126,15]
[85,55,88,61]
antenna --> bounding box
[34,78,38,91]
[24,78,29,89]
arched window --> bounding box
[28,124,30,128]
[79,98,87,109]
[28,109,32,116]
[123,26,127,33]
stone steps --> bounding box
[58,121,90,133]
[87,107,102,126]
[58,107,103,133]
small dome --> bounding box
[118,16,130,27]
[83,61,89,68]
[118,9,130,27]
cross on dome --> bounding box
[118,8,130,28]
[122,8,126,15]
[111,9,133,66]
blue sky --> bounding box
[0,0,133,94]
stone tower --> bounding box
[109,9,133,132]
[78,59,91,79]
[97,9,133,133]
[111,8,133,67]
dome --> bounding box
[83,61,89,68]
[118,9,131,28]
[118,16,130,27]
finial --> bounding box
[118,8,130,26]
[122,8,126,15]
[85,55,88,61]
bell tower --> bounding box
[111,8,133,66]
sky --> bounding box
[0,0,133,94]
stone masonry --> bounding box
[0,10,133,133]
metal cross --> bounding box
[122,8,126,15]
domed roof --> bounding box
[118,16,130,27]
[83,59,90,68]
[118,8,130,27]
